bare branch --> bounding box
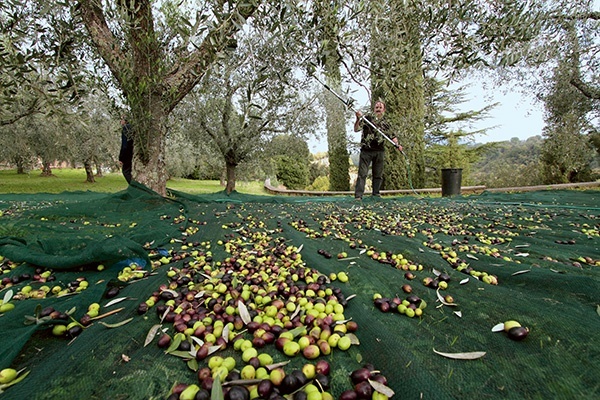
[77,0,129,90]
[163,2,260,111]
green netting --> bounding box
[0,184,598,399]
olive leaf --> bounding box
[207,345,222,356]
[289,304,301,320]
[99,317,133,328]
[191,336,205,347]
[491,323,505,332]
[334,317,352,325]
[596,305,600,317]
[168,350,194,359]
[199,272,212,280]
[144,324,162,347]
[466,254,478,260]
[238,300,251,324]
[433,348,486,360]
[222,379,263,386]
[369,379,395,397]
[0,369,30,393]
[90,307,125,321]
[187,358,198,372]
[436,289,458,307]
[222,323,230,343]
[266,360,290,371]
[166,334,182,353]
[287,325,306,338]
[460,278,469,285]
[104,297,130,308]
[160,307,170,324]
[3,289,14,305]
[511,270,530,276]
[346,333,360,345]
[211,375,224,400]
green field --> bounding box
[0,168,268,195]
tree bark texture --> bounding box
[225,162,236,194]
[78,0,259,195]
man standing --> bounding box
[119,115,134,184]
[353,100,401,199]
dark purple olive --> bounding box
[354,381,373,399]
[257,379,274,398]
[350,367,371,384]
[67,325,83,338]
[313,373,329,391]
[507,326,529,341]
[293,391,307,400]
[40,306,55,318]
[157,333,171,348]
[339,390,358,400]
[105,286,120,298]
[195,388,210,400]
[225,385,249,400]
[137,302,148,315]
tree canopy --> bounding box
[0,0,598,191]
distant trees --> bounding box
[264,135,312,190]
[0,87,119,178]
[470,136,545,188]
[167,17,319,193]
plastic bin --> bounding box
[441,168,462,197]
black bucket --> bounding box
[441,168,462,197]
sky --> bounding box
[307,78,546,154]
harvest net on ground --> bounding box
[0,182,598,399]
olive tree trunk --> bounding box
[84,160,95,183]
[78,0,259,196]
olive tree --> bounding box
[76,0,263,195]
[164,10,320,194]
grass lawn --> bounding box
[0,168,269,195]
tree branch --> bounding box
[162,1,260,111]
[77,0,129,91]
[570,75,600,100]
[0,97,42,126]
